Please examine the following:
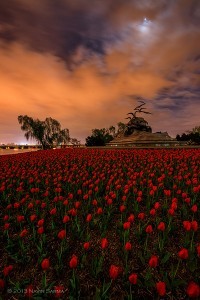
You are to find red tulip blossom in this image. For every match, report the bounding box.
[129,273,137,284]
[127,214,134,223]
[83,242,90,250]
[149,255,159,268]
[191,220,198,231]
[168,208,175,216]
[63,215,70,223]
[178,248,189,259]
[69,255,78,269]
[120,205,126,213]
[191,204,198,213]
[196,244,200,257]
[124,242,132,251]
[50,208,57,215]
[37,219,44,227]
[86,214,92,222]
[41,259,50,271]
[157,222,165,231]
[58,230,66,240]
[3,215,9,221]
[123,222,131,230]
[4,223,10,230]
[97,207,103,214]
[0,279,5,290]
[186,282,200,298]
[17,215,25,222]
[146,225,153,234]
[54,285,65,298]
[183,221,191,231]
[150,209,156,216]
[138,212,145,220]
[30,214,37,222]
[3,265,13,277]
[20,229,28,237]
[156,281,166,296]
[101,238,108,249]
[154,202,160,209]
[109,265,120,280]
[37,227,44,234]
[25,284,34,298]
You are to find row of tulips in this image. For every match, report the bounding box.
[0,148,200,299]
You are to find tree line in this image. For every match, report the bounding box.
[18,115,200,148]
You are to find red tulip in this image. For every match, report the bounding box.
[17,215,25,222]
[37,219,44,227]
[92,199,98,206]
[168,208,175,216]
[83,242,90,250]
[186,282,200,298]
[75,201,81,209]
[101,238,108,249]
[54,285,65,298]
[178,248,188,259]
[120,205,126,213]
[109,265,120,280]
[25,284,34,298]
[37,227,44,234]
[127,214,134,223]
[157,222,165,231]
[41,259,50,271]
[58,230,66,240]
[183,221,191,231]
[150,208,156,216]
[146,225,153,234]
[63,215,70,223]
[138,212,145,220]
[4,223,10,230]
[86,214,92,222]
[129,273,137,284]
[156,281,166,296]
[20,229,28,237]
[149,255,159,268]
[3,215,9,221]
[97,207,103,214]
[30,214,37,222]
[123,222,131,230]
[191,204,198,213]
[191,220,198,231]
[3,265,13,277]
[154,202,160,209]
[124,242,132,251]
[0,279,5,290]
[196,244,200,257]
[50,208,57,215]
[69,255,78,269]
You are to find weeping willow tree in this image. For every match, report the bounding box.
[18,115,70,149]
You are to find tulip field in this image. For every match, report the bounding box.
[0,148,200,299]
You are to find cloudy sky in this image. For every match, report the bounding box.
[0,0,200,143]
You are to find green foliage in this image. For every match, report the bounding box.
[18,115,70,149]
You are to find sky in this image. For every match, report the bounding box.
[0,0,200,144]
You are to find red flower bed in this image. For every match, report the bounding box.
[0,148,200,299]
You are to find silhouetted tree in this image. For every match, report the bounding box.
[18,115,70,149]
[85,128,114,146]
[176,126,200,145]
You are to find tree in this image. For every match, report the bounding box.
[85,128,114,146]
[18,115,70,149]
[176,126,200,145]
[117,122,126,134]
